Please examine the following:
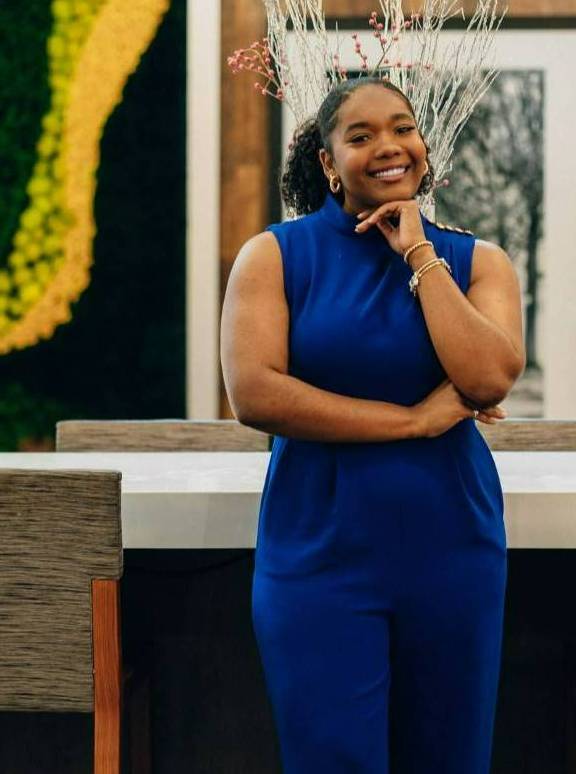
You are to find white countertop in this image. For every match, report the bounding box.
[0,451,574,549]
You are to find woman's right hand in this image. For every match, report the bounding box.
[412,378,507,439]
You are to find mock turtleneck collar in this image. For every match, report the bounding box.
[319,192,381,239]
[318,192,433,253]
[319,193,396,256]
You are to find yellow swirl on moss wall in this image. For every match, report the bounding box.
[0,0,170,354]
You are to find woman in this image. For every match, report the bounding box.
[220,76,525,773]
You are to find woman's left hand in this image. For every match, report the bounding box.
[354,199,426,256]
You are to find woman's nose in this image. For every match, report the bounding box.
[373,137,404,157]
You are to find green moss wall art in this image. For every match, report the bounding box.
[0,0,170,354]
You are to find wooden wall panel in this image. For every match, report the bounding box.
[324,0,576,16]
[220,0,269,419]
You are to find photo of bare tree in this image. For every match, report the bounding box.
[434,69,544,416]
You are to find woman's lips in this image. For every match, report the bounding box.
[368,166,410,183]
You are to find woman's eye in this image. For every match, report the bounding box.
[351,127,415,142]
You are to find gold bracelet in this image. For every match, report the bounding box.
[414,256,440,275]
[403,239,434,265]
[408,257,452,297]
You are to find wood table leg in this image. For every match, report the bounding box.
[93,579,122,774]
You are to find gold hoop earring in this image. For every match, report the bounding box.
[329,175,341,194]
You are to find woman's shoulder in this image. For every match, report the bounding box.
[420,211,475,237]
[420,211,476,293]
[265,209,319,234]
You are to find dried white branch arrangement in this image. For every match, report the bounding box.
[227,0,508,214]
[386,0,508,212]
[262,0,339,124]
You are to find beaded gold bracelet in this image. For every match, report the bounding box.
[403,239,434,265]
[408,257,452,297]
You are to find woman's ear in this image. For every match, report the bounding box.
[318,148,333,178]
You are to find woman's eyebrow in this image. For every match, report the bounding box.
[343,113,414,133]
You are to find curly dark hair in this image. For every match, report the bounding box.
[280,76,435,216]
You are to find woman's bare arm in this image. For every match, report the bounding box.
[220,231,421,443]
[406,240,526,407]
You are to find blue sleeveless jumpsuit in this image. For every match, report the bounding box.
[251,191,507,773]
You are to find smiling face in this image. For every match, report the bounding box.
[318,84,429,215]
